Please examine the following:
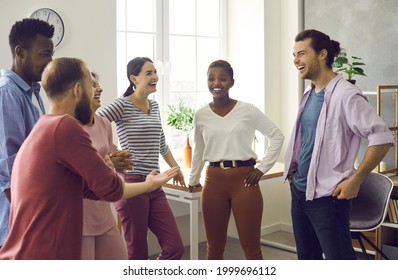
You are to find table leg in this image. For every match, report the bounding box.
[190,199,199,260]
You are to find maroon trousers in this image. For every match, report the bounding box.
[202,166,263,260]
[114,174,184,260]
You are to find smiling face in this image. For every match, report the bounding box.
[131,61,158,94]
[90,75,103,113]
[20,34,54,84]
[207,66,234,99]
[293,38,323,81]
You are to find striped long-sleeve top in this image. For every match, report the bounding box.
[98,97,168,176]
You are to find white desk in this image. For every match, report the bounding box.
[162,161,285,260]
[162,186,201,260]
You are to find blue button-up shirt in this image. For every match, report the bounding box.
[284,74,394,200]
[0,69,45,246]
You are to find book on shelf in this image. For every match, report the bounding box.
[388,196,398,224]
[393,198,398,223]
[387,199,394,223]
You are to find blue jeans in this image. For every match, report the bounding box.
[290,183,356,260]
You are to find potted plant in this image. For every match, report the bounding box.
[333,52,366,84]
[167,101,195,168]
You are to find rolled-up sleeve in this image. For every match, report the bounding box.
[347,93,395,147]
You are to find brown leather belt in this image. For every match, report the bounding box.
[209,159,256,169]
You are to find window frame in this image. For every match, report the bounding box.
[116,0,228,159]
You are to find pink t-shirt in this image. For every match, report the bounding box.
[0,115,123,259]
[82,114,117,236]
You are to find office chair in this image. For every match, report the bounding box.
[350,172,394,260]
[350,173,394,260]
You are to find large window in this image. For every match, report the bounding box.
[116,0,227,157]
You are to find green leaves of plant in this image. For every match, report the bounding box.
[333,52,367,81]
[166,100,195,135]
[333,55,348,67]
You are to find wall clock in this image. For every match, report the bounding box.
[30,8,65,47]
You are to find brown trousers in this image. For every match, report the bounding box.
[202,165,263,260]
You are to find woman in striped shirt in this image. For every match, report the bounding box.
[99,57,185,260]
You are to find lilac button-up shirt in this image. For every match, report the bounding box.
[284,74,394,200]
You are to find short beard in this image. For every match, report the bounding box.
[302,60,321,81]
[75,91,92,125]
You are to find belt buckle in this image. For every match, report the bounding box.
[220,160,237,169]
[220,161,230,169]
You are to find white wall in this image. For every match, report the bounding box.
[227,0,265,109]
[0,0,117,114]
[277,0,303,226]
[0,0,302,254]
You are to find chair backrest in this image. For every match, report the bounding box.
[350,172,394,232]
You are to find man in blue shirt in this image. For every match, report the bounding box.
[0,18,54,248]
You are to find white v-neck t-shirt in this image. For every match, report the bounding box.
[189,101,284,185]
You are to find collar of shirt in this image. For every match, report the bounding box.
[305,73,344,101]
[1,69,41,97]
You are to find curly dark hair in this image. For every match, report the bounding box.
[208,60,234,80]
[9,18,54,58]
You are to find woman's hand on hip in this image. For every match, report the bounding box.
[244,168,264,187]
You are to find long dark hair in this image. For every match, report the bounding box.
[123,57,153,97]
[295,29,341,69]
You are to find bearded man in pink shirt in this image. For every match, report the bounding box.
[284,29,394,260]
[0,57,179,260]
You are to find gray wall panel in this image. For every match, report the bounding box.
[305,0,398,91]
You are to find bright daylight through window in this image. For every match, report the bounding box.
[116,0,227,159]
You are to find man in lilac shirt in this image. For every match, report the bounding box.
[0,18,54,248]
[284,29,394,260]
